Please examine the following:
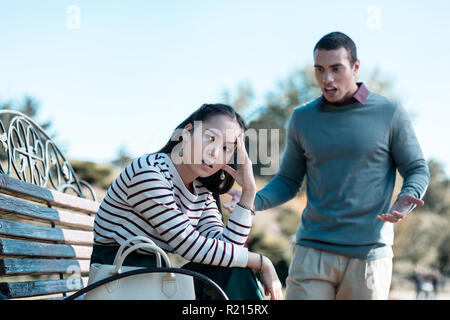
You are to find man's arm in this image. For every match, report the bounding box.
[254,110,307,211]
[377,104,430,223]
[393,106,430,199]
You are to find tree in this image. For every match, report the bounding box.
[393,160,450,275]
[111,144,134,168]
[0,96,53,131]
[438,235,450,275]
[420,159,450,215]
[71,160,113,190]
[222,81,255,113]
[0,96,56,161]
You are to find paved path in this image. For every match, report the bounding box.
[389,289,450,300]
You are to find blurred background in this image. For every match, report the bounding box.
[1,0,449,299]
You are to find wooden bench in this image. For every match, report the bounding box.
[0,110,98,299]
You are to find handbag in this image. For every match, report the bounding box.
[83,236,196,300]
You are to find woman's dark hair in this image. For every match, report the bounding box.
[157,103,247,211]
[314,31,358,66]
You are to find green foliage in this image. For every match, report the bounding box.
[421,159,450,215]
[437,235,450,274]
[363,68,397,99]
[0,96,53,132]
[394,213,448,265]
[111,144,134,168]
[276,208,300,237]
[222,81,255,113]
[393,160,450,275]
[71,161,113,189]
[1,96,57,161]
[247,67,321,178]
[247,231,291,286]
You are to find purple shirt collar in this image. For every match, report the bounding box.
[353,82,369,105]
[323,82,369,106]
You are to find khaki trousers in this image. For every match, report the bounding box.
[285,245,392,300]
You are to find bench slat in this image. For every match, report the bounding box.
[0,174,99,214]
[0,219,93,245]
[0,194,94,230]
[0,277,88,299]
[0,258,90,275]
[0,239,92,259]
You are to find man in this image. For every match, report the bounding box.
[225,31,430,299]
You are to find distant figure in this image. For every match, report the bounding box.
[422,278,433,299]
[412,269,424,299]
[431,268,441,299]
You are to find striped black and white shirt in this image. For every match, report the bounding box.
[93,152,251,268]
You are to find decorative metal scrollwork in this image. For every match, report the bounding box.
[0,110,97,201]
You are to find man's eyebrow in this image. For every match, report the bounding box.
[314,63,344,68]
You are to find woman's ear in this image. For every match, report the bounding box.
[184,123,193,131]
[181,123,193,142]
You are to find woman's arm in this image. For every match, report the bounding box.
[194,196,282,299]
[247,251,283,300]
[126,167,250,268]
[196,193,252,245]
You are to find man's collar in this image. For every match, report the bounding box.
[353,82,369,105]
[322,82,369,106]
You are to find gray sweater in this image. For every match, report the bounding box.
[254,91,430,259]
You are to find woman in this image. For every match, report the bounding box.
[90,103,283,300]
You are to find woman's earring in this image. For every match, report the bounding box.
[220,170,225,181]
[179,148,184,157]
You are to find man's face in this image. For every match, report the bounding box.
[314,47,360,103]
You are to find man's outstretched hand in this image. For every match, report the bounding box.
[376,194,424,223]
[223,189,242,213]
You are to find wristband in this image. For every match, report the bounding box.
[236,202,256,215]
[259,253,263,275]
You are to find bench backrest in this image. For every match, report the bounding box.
[0,111,99,299]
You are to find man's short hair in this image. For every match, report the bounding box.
[314,32,358,66]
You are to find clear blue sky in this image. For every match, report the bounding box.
[1,1,449,174]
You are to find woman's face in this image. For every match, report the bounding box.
[182,114,243,178]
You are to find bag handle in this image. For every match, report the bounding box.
[113,236,162,267]
[113,243,173,275]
